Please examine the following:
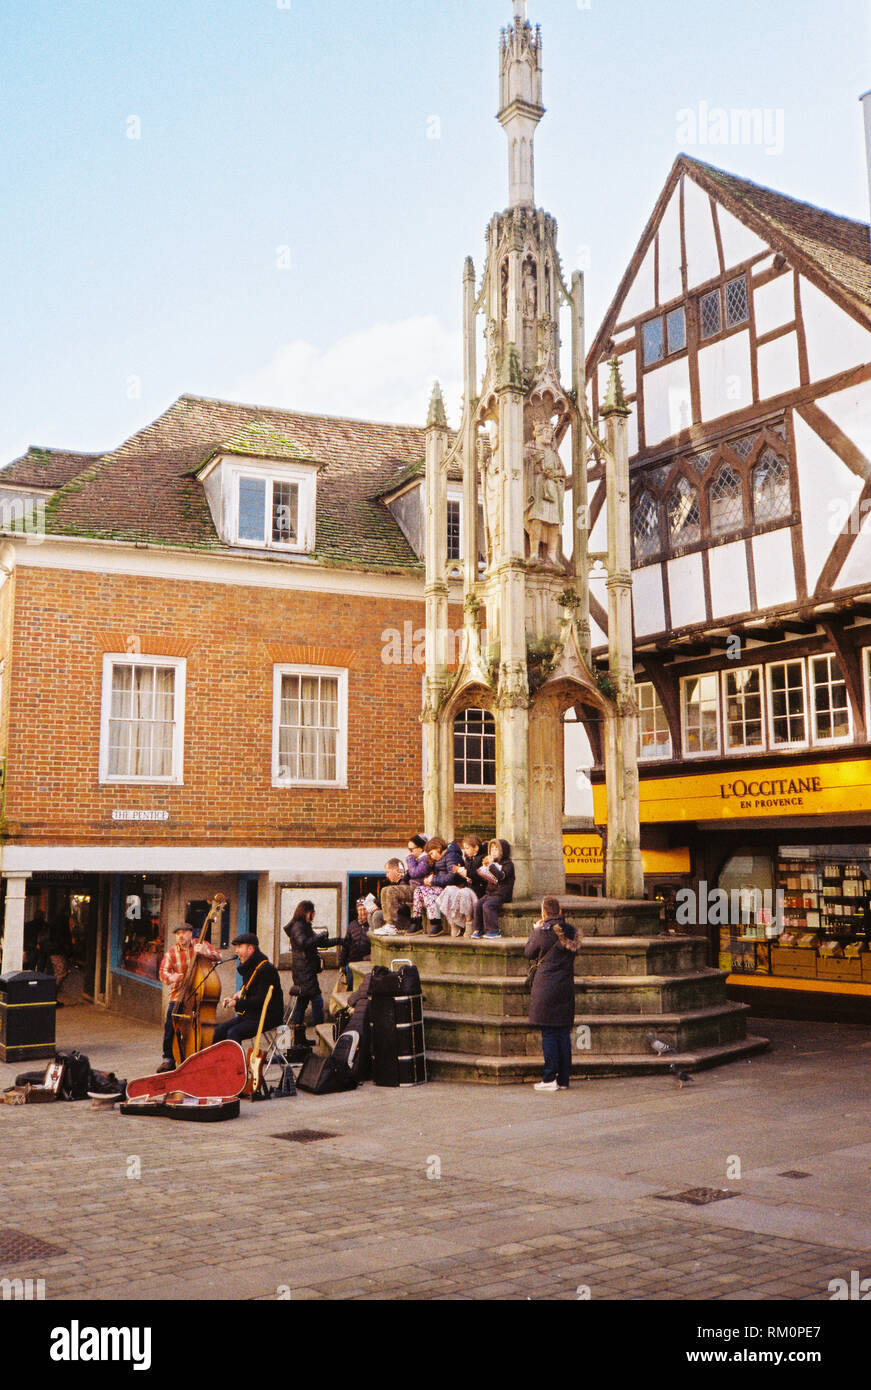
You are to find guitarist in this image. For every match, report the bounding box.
[157,924,223,1073]
[213,934,284,1046]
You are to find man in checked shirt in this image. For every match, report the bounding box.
[156,924,223,1073]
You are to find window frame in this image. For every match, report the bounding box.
[767,658,808,750]
[809,652,852,747]
[697,272,750,344]
[229,461,316,553]
[680,672,721,759]
[721,665,766,754]
[271,664,348,789]
[99,653,187,786]
[453,706,496,792]
[636,681,672,762]
[641,304,687,370]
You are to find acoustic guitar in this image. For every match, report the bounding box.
[242,985,273,1100]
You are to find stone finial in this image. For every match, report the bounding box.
[513,0,527,23]
[463,255,475,283]
[600,357,631,417]
[426,381,448,430]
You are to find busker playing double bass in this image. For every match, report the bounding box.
[157,924,223,1073]
[213,933,284,1046]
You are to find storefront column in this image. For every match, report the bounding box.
[1,872,31,973]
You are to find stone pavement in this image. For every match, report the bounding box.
[1,1004,871,1301]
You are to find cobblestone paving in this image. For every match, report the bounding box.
[2,1011,871,1301]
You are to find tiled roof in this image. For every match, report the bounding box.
[685,157,871,316]
[0,447,102,490]
[41,395,431,571]
[589,155,871,366]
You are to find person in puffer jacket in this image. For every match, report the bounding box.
[411,837,463,936]
[472,839,515,938]
[283,901,341,1046]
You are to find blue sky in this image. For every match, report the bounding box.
[1,0,869,464]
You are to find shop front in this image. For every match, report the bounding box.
[563,831,692,920]
[592,754,871,1019]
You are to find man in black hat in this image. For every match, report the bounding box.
[213,933,284,1045]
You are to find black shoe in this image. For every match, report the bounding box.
[156,1059,175,1073]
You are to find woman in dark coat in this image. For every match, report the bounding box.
[524,896,580,1091]
[471,839,515,938]
[283,901,340,1046]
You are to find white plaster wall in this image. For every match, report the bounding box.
[564,719,594,818]
[627,410,639,457]
[698,331,753,421]
[632,562,666,636]
[658,189,684,304]
[716,203,769,267]
[800,277,871,383]
[707,540,750,617]
[683,177,721,289]
[757,333,800,400]
[618,348,637,397]
[752,528,796,609]
[754,272,795,336]
[667,552,706,628]
[793,413,863,594]
[815,376,871,465]
[588,488,607,553]
[835,508,871,590]
[644,357,693,446]
[618,243,656,323]
[589,612,608,648]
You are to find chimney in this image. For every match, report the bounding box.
[862,90,871,255]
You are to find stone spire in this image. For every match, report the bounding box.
[498,1,544,208]
[426,381,448,430]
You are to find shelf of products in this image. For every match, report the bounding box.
[720,846,871,985]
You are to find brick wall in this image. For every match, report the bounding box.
[4,566,496,845]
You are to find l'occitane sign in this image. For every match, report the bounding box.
[563,835,690,875]
[592,757,871,824]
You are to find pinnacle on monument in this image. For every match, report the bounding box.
[600,357,631,417]
[463,255,475,283]
[498,0,544,209]
[426,381,448,430]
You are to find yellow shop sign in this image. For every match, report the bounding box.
[563,835,690,875]
[591,757,871,824]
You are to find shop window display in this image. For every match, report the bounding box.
[120,876,166,982]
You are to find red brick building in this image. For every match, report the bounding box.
[0,395,495,1020]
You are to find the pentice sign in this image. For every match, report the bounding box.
[111,810,170,822]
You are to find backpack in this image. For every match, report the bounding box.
[55,1050,91,1101]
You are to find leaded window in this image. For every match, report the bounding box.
[810,654,850,743]
[642,317,665,366]
[700,289,722,339]
[709,462,744,535]
[753,449,791,522]
[103,658,184,783]
[666,307,686,354]
[632,491,660,561]
[725,275,749,328]
[667,476,701,546]
[769,661,807,746]
[723,667,764,750]
[454,707,496,788]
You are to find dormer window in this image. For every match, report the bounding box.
[229,463,316,552]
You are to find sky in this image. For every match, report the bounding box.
[1,0,869,465]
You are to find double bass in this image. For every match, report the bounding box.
[171,894,227,1064]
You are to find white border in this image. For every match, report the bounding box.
[766,657,808,750]
[721,664,766,754]
[680,672,721,758]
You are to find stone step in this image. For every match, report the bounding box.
[500,897,664,938]
[422,1001,752,1057]
[423,1035,771,1084]
[371,933,710,978]
[415,968,729,1018]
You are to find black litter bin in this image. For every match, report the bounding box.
[0,971,57,1062]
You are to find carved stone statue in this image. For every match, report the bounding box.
[522,259,537,318]
[479,425,502,563]
[524,418,564,566]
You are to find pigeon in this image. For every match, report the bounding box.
[670,1064,693,1089]
[646,1032,676,1056]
